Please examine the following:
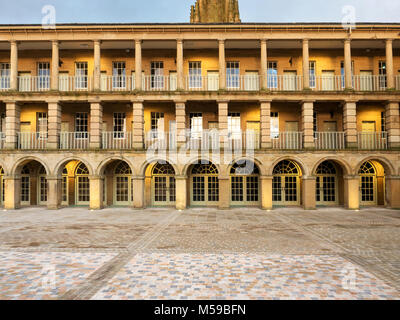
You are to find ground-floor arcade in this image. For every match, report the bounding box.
[0,151,399,211]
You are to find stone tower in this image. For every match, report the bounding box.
[190,0,241,23]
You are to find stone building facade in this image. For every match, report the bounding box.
[0,1,399,211]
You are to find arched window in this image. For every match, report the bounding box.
[191,163,219,175]
[0,167,4,205]
[359,161,376,175]
[316,161,338,205]
[316,161,337,175]
[153,162,175,175]
[359,161,377,205]
[76,162,89,175]
[21,165,30,175]
[75,162,89,204]
[114,161,132,205]
[273,160,299,175]
[114,161,132,175]
[21,165,30,204]
[230,161,259,175]
[62,167,68,205]
[191,162,219,205]
[38,165,47,205]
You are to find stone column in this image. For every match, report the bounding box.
[89,100,103,149]
[93,40,101,91]
[344,175,359,210]
[47,100,61,150]
[344,39,353,89]
[386,39,394,89]
[302,100,315,149]
[218,39,226,90]
[343,100,358,148]
[89,175,103,210]
[302,39,310,90]
[132,177,144,208]
[51,40,59,91]
[10,41,18,91]
[47,176,62,210]
[175,101,186,149]
[176,39,184,90]
[175,176,187,210]
[135,40,142,90]
[260,176,273,210]
[385,101,400,148]
[132,100,144,150]
[260,100,271,149]
[5,101,20,149]
[4,175,20,210]
[260,39,268,90]
[302,176,316,210]
[218,100,229,147]
[218,176,230,209]
[387,176,400,209]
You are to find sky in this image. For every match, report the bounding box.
[0,0,399,24]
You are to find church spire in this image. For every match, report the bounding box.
[190,0,241,23]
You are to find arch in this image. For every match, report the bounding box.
[315,160,343,206]
[229,159,260,175]
[96,156,135,176]
[191,163,219,175]
[182,157,221,177]
[11,156,50,176]
[54,157,94,177]
[228,157,265,176]
[354,156,395,176]
[152,162,176,175]
[150,162,176,206]
[268,156,307,176]
[139,157,179,177]
[273,160,301,175]
[311,157,351,176]
[75,162,90,175]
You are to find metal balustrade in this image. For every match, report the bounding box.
[18,76,51,92]
[267,75,303,91]
[353,75,387,91]
[0,77,10,91]
[357,132,388,150]
[145,131,176,150]
[314,132,345,150]
[187,130,220,150]
[59,132,90,150]
[17,132,47,149]
[102,132,133,149]
[100,75,134,91]
[227,130,261,150]
[311,76,343,91]
[59,76,93,91]
[272,132,303,150]
[142,75,174,91]
[226,75,260,91]
[185,75,219,91]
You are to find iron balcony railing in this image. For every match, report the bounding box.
[314,132,346,150]
[357,132,388,150]
[142,75,176,91]
[226,75,261,91]
[102,131,133,149]
[100,75,135,92]
[17,132,48,149]
[0,76,10,91]
[59,132,90,150]
[145,131,177,150]
[227,130,261,150]
[310,75,344,91]
[185,75,219,91]
[267,75,303,91]
[271,132,303,150]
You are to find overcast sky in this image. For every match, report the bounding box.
[0,0,399,24]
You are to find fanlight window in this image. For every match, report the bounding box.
[153,163,175,175]
[316,161,337,175]
[38,166,46,175]
[230,161,259,175]
[76,162,89,175]
[359,161,376,175]
[114,162,132,175]
[273,160,299,175]
[191,163,218,175]
[21,165,30,175]
[62,167,68,175]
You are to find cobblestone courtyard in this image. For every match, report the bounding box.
[0,207,399,300]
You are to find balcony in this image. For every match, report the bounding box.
[0,77,10,91]
[18,76,51,92]
[357,132,388,150]
[271,132,303,150]
[59,76,93,92]
[314,132,346,150]
[100,75,134,92]
[145,131,176,150]
[17,132,47,149]
[185,75,219,91]
[60,132,90,150]
[102,132,133,150]
[267,75,303,91]
[353,75,388,92]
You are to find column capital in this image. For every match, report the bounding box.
[175,175,188,180]
[51,40,59,45]
[131,99,144,104]
[135,39,143,45]
[302,176,317,181]
[301,99,315,104]
[9,40,18,45]
[260,175,273,181]
[218,39,225,44]
[217,99,229,104]
[344,38,351,43]
[260,99,272,104]
[47,98,61,104]
[93,39,102,44]
[132,176,145,181]
[260,38,268,44]
[176,39,184,44]
[344,175,359,180]
[88,98,103,104]
[3,99,19,105]
[342,99,358,104]
[386,38,394,43]
[386,100,400,104]
[174,99,186,105]
[302,38,310,43]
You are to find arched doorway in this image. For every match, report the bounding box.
[358,160,385,206]
[151,162,176,206]
[230,160,260,206]
[316,161,339,206]
[61,167,68,206]
[190,162,219,206]
[17,161,48,207]
[75,162,90,205]
[0,166,4,206]
[272,160,302,206]
[113,161,133,206]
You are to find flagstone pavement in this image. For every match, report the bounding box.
[0,207,399,300]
